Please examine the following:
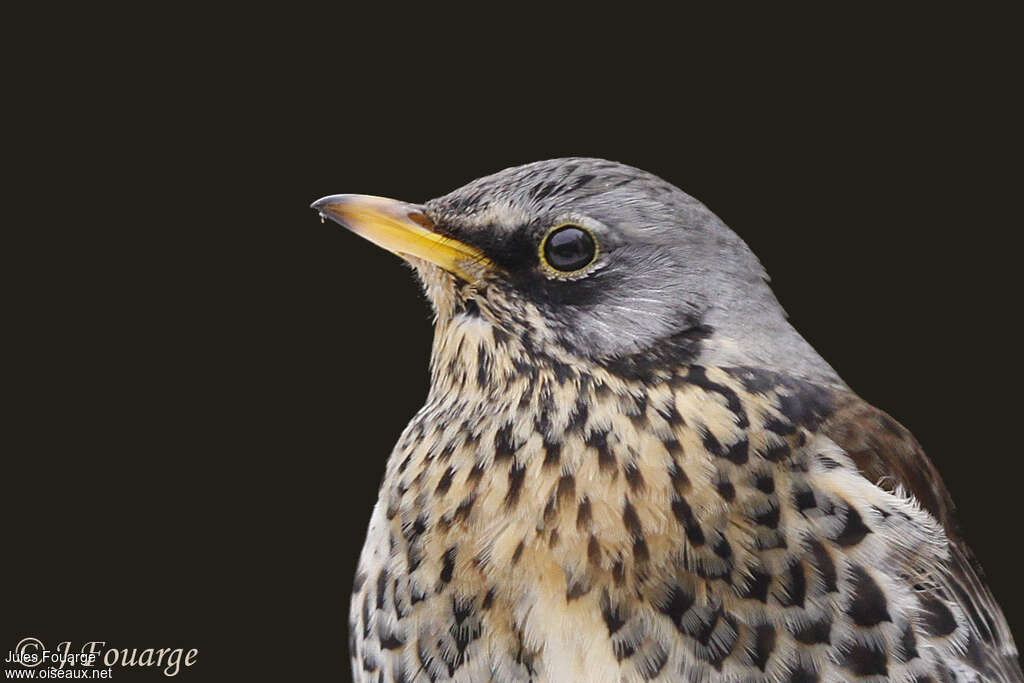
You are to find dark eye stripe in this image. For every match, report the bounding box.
[542,225,597,272]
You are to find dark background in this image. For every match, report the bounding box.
[6,7,1020,681]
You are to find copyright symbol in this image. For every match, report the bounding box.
[14,637,44,667]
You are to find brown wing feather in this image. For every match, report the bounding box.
[823,393,1023,682]
[822,393,957,535]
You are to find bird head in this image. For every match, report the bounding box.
[313,158,838,384]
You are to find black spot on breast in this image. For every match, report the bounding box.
[567,396,589,433]
[740,567,771,603]
[713,536,732,560]
[833,502,871,547]
[716,480,736,501]
[654,398,684,426]
[633,537,650,563]
[438,442,456,462]
[405,517,427,571]
[376,569,389,610]
[787,458,809,473]
[491,324,510,347]
[847,566,891,626]
[447,616,478,672]
[754,473,775,493]
[536,379,555,416]
[818,456,841,470]
[440,546,457,584]
[897,623,919,662]
[415,638,435,680]
[612,559,626,585]
[686,604,723,646]
[754,531,788,551]
[624,462,646,492]
[453,495,476,523]
[702,429,724,457]
[458,297,481,317]
[566,578,590,601]
[542,438,561,467]
[588,535,601,566]
[361,650,379,672]
[618,499,643,536]
[614,640,636,662]
[476,344,491,388]
[628,392,649,426]
[699,612,739,670]
[684,366,749,428]
[361,593,371,637]
[962,631,986,671]
[791,617,831,644]
[393,579,409,620]
[511,540,524,565]
[668,458,690,494]
[639,642,669,680]
[587,429,616,471]
[600,590,626,635]
[764,417,797,437]
[781,560,807,608]
[435,467,455,496]
[671,496,705,546]
[656,583,695,630]
[466,458,485,483]
[451,596,473,625]
[504,461,526,508]
[693,558,732,583]
[724,437,749,464]
[753,503,781,529]
[481,587,495,610]
[543,495,557,524]
[494,422,517,461]
[840,641,888,676]
[787,666,819,682]
[551,360,574,385]
[793,486,816,512]
[750,623,776,671]
[378,625,404,650]
[556,473,575,503]
[576,497,592,530]
[404,514,426,542]
[918,594,958,636]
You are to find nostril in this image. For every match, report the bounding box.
[407,211,435,231]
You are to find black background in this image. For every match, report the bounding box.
[6,7,1021,681]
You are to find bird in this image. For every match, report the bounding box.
[312,158,1021,682]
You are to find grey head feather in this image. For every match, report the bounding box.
[424,158,845,388]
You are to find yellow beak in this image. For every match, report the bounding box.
[311,194,491,282]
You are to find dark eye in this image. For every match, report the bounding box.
[541,225,597,272]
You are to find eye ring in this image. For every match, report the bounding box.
[539,224,599,274]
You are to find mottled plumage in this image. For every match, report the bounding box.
[315,159,1020,682]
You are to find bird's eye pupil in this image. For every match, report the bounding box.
[543,225,596,272]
